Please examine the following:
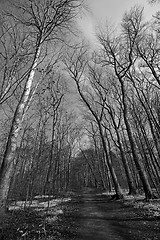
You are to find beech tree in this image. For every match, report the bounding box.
[87,63,137,195]
[98,7,155,199]
[64,45,124,199]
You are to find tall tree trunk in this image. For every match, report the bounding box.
[0,46,41,213]
[43,114,56,195]
[98,123,123,199]
[75,81,123,199]
[108,108,137,195]
[120,80,153,199]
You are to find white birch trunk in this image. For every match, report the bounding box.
[0,46,41,213]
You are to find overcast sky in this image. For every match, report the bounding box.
[86,0,158,21]
[78,0,159,45]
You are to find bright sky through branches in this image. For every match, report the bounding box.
[78,0,159,45]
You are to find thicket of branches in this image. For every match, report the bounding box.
[0,1,160,215]
[0,0,81,213]
[65,6,160,199]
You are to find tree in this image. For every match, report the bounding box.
[0,18,32,105]
[0,0,80,213]
[87,64,137,194]
[64,45,124,199]
[98,7,154,199]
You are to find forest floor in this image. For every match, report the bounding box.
[0,189,160,240]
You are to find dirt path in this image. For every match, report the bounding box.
[1,191,160,239]
[76,193,124,240]
[59,191,160,240]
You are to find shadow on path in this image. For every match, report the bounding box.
[59,190,160,240]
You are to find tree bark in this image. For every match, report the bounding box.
[0,46,41,213]
[74,80,124,199]
[120,80,153,199]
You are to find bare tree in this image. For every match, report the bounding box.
[0,0,80,213]
[87,64,137,195]
[64,45,124,199]
[98,7,154,199]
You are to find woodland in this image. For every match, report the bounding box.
[0,1,160,238]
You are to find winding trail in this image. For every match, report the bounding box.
[58,190,160,240]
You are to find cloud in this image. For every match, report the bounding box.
[77,0,158,49]
[77,11,98,46]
